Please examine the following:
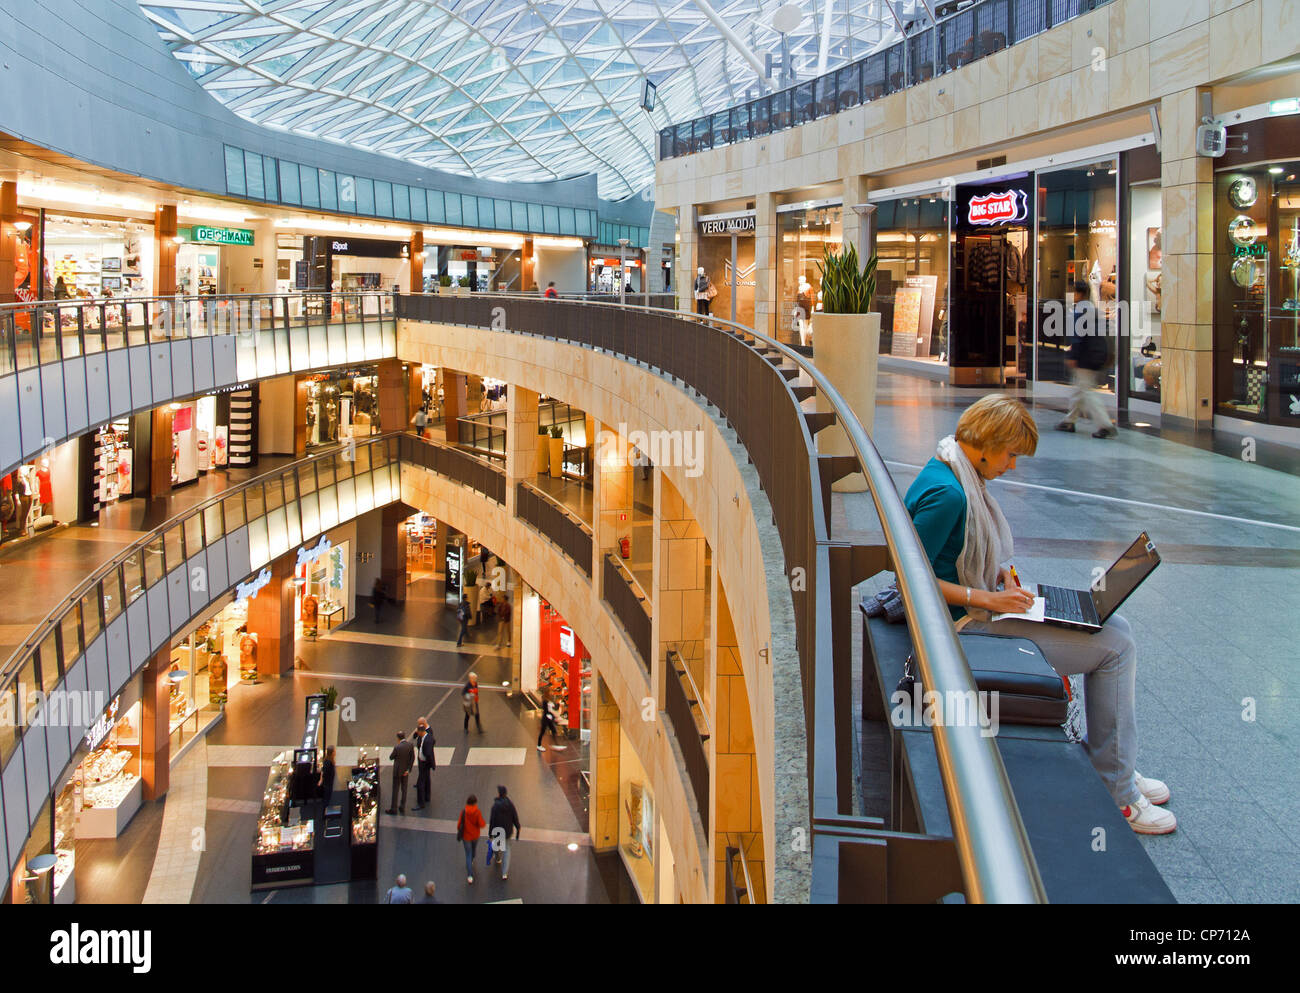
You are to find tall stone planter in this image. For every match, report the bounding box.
[536,430,550,475]
[812,312,881,492]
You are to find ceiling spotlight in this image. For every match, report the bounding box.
[1269,166,1284,174]
[12,220,31,232]
[566,842,579,852]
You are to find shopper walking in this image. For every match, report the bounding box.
[413,718,436,811]
[494,593,512,648]
[384,873,413,904]
[457,794,487,884]
[455,595,471,647]
[371,577,388,623]
[487,785,522,880]
[462,672,482,732]
[412,406,428,439]
[385,731,415,815]
[544,281,559,299]
[420,881,439,903]
[537,688,565,751]
[1055,280,1116,438]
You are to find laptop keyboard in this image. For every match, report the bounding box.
[1043,585,1088,623]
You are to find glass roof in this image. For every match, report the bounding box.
[139,1,915,200]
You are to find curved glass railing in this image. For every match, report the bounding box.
[659,0,1114,161]
[0,291,398,481]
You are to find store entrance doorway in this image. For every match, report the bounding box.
[950,179,1033,386]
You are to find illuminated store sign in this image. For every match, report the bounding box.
[559,624,575,658]
[235,567,273,602]
[296,536,332,567]
[967,190,1029,226]
[185,225,255,246]
[699,214,756,236]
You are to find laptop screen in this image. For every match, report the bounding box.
[1091,533,1161,622]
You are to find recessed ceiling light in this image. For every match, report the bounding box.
[1269,166,1284,174]
[566,842,579,852]
[1133,421,1151,428]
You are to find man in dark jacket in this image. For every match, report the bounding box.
[412,718,436,811]
[385,731,415,815]
[1055,280,1117,438]
[455,596,471,647]
[487,785,522,879]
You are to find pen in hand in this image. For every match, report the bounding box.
[1009,565,1022,588]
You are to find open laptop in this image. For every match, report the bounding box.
[1033,533,1161,632]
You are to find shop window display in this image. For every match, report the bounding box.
[1214,161,1300,426]
[1,456,55,545]
[296,538,349,637]
[1035,161,1119,388]
[1127,182,1164,401]
[778,205,842,346]
[41,215,151,300]
[76,692,145,840]
[305,370,380,449]
[874,196,950,361]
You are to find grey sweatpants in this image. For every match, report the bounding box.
[1061,366,1112,431]
[961,613,1141,807]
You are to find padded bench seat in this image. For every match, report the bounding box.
[862,607,1175,904]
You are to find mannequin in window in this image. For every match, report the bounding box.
[694,267,712,316]
[795,276,814,346]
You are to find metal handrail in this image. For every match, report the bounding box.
[416,291,1045,903]
[668,648,711,737]
[518,479,593,536]
[736,843,755,905]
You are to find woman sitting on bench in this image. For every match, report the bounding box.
[902,394,1176,835]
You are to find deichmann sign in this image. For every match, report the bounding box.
[698,214,756,236]
[966,190,1030,226]
[185,225,255,246]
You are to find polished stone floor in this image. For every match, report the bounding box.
[844,372,1300,904]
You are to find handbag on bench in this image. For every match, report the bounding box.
[896,632,1069,727]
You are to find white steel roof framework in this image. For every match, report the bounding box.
[138,1,913,200]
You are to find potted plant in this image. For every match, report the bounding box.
[813,244,880,492]
[547,424,565,478]
[465,568,481,624]
[438,274,452,292]
[324,684,340,748]
[537,423,550,475]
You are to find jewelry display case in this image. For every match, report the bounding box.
[77,736,143,839]
[348,747,380,880]
[251,751,316,888]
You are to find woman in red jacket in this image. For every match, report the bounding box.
[457,794,487,884]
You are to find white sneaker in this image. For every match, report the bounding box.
[501,873,508,880]
[536,745,546,751]
[1134,772,1170,805]
[467,875,474,884]
[1122,795,1177,835]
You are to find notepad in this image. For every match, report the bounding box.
[992,596,1046,623]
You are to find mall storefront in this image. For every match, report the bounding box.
[6,525,359,903]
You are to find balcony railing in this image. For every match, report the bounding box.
[399,433,505,504]
[601,553,652,674]
[665,650,711,835]
[658,0,1114,161]
[397,291,1046,904]
[515,481,593,577]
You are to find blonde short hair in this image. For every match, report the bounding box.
[955,394,1039,456]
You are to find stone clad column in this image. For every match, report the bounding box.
[247,551,295,677]
[442,370,467,443]
[140,646,172,801]
[595,420,633,590]
[1159,87,1214,429]
[505,386,539,519]
[754,192,778,339]
[677,206,700,315]
[375,358,408,436]
[711,582,765,902]
[654,473,709,715]
[589,672,621,851]
[154,204,178,297]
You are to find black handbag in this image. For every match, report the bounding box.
[896,633,1069,727]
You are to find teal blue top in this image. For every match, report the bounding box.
[903,457,968,621]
